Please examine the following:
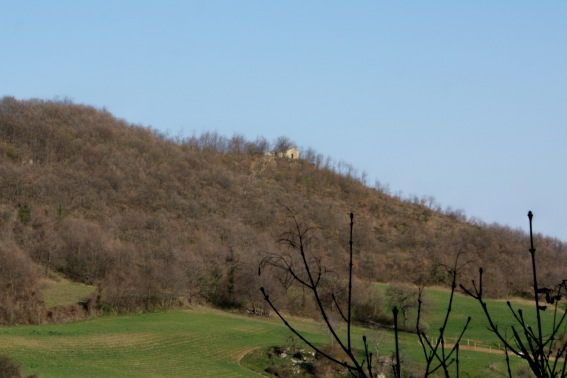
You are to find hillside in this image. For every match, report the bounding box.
[1,96,566,325]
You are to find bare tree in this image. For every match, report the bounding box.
[245,136,271,155]
[461,211,567,378]
[260,209,471,377]
[416,253,471,378]
[260,210,377,377]
[386,283,420,331]
[272,136,295,154]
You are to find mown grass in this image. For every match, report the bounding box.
[0,308,328,378]
[425,288,557,344]
[373,283,560,345]
[365,283,560,376]
[1,284,560,377]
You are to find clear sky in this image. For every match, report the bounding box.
[2,2,566,241]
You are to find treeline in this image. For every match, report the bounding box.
[0,97,566,325]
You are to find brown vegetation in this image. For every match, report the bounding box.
[0,354,37,378]
[1,96,567,325]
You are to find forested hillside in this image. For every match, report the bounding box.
[1,97,566,325]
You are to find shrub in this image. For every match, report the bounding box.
[0,355,37,378]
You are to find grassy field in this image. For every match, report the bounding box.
[0,307,512,378]
[0,285,559,377]
[0,309,315,377]
[40,273,96,308]
[371,283,559,344]
[423,286,559,346]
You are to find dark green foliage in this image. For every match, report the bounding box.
[17,204,30,225]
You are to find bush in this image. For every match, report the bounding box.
[351,281,389,326]
[0,354,37,378]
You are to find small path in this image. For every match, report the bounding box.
[236,346,267,377]
[458,344,506,355]
[236,346,261,363]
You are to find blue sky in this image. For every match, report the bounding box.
[2,2,566,241]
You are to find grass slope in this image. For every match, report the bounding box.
[371,283,559,346]
[0,309,327,378]
[41,273,96,308]
[423,286,559,346]
[0,286,556,377]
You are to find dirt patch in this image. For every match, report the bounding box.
[4,333,158,350]
[458,344,506,355]
[237,346,262,363]
[237,347,267,377]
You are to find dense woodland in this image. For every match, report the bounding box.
[1,97,566,325]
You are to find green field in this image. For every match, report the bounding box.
[0,309,309,377]
[390,284,559,347]
[0,286,559,377]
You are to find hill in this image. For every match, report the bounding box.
[0,96,566,324]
